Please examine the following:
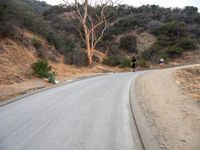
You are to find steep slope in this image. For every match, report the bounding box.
[0,29,62,85]
[0,38,37,85]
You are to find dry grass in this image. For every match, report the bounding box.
[0,38,37,85]
[0,30,63,85]
[51,63,129,81]
[175,66,200,100]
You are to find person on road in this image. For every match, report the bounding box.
[159,58,165,69]
[131,56,137,72]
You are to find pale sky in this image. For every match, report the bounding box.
[40,0,200,10]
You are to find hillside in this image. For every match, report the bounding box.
[176,66,200,100]
[43,3,200,66]
[1,1,200,62]
[0,0,200,87]
[0,29,62,85]
[0,1,200,149]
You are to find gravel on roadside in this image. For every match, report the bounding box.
[135,65,200,150]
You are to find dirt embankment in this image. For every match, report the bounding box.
[0,30,129,101]
[175,66,200,100]
[135,65,200,150]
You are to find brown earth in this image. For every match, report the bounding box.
[135,65,200,150]
[0,31,129,101]
[0,38,37,85]
[0,64,127,101]
[0,29,62,85]
[1,28,199,104]
[175,66,200,100]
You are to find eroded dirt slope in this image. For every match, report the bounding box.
[175,66,200,100]
[0,38,37,85]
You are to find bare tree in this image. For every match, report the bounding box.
[64,0,117,65]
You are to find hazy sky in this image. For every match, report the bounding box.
[41,0,200,10]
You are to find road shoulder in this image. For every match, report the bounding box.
[0,73,108,107]
[134,66,200,150]
[130,76,161,150]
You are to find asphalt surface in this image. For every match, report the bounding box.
[0,72,144,150]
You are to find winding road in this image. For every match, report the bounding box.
[0,72,145,150]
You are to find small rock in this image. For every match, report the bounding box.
[180,139,186,142]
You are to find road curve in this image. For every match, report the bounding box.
[0,72,144,150]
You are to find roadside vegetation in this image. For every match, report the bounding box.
[32,60,56,83]
[103,55,131,68]
[0,0,200,68]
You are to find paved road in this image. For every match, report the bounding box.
[0,72,144,150]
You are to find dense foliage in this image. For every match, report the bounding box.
[0,0,74,53]
[142,21,198,61]
[103,5,200,62]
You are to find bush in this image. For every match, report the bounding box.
[102,55,131,67]
[167,46,184,57]
[120,58,131,67]
[119,35,137,53]
[156,21,188,47]
[158,21,187,38]
[144,21,197,61]
[177,38,197,50]
[31,37,42,49]
[32,60,52,78]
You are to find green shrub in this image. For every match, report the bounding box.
[158,21,187,38]
[120,58,131,67]
[156,21,188,47]
[167,46,184,57]
[31,37,42,49]
[177,38,197,50]
[32,60,52,78]
[103,55,131,67]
